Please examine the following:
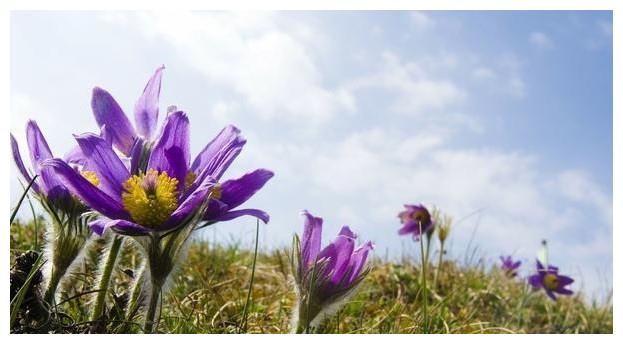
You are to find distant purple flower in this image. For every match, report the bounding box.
[528,260,574,300]
[398,204,435,240]
[292,210,374,332]
[43,111,273,236]
[499,255,521,277]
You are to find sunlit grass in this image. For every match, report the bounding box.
[10,218,612,334]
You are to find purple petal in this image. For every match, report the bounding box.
[88,219,109,236]
[557,275,574,287]
[41,158,128,220]
[134,66,164,140]
[63,125,113,168]
[75,133,129,202]
[26,121,63,194]
[89,218,150,236]
[327,227,356,284]
[536,260,546,275]
[347,241,374,284]
[147,111,190,190]
[528,274,542,288]
[545,289,557,301]
[190,125,245,176]
[212,208,270,223]
[556,288,573,295]
[129,137,145,175]
[10,134,40,193]
[398,220,418,236]
[91,87,136,155]
[164,175,216,229]
[63,145,85,166]
[338,226,357,239]
[219,169,274,210]
[301,210,323,271]
[317,243,338,273]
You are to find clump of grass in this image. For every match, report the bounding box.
[10,219,612,334]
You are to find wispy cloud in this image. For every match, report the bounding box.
[122,12,354,125]
[408,11,436,31]
[346,52,466,116]
[529,31,554,49]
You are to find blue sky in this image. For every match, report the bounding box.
[10,11,612,299]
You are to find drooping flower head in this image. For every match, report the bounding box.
[499,255,521,277]
[291,210,374,332]
[43,111,273,236]
[528,260,574,300]
[398,204,435,240]
[11,120,102,214]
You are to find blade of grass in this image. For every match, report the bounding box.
[10,175,38,225]
[240,219,260,333]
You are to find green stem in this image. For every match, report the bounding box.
[433,241,444,290]
[43,267,62,305]
[419,223,428,333]
[144,280,162,333]
[89,235,123,325]
[240,219,260,333]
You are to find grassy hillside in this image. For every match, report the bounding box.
[10,218,613,334]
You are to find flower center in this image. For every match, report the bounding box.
[184,171,197,191]
[121,169,179,228]
[411,210,429,224]
[543,273,559,290]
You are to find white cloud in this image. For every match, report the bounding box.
[529,31,554,49]
[123,12,354,125]
[240,124,611,298]
[408,11,436,31]
[347,52,466,115]
[472,67,497,81]
[507,75,526,98]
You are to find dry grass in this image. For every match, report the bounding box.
[10,218,613,334]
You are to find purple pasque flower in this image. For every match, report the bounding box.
[398,204,435,240]
[528,260,574,300]
[11,120,91,211]
[43,111,273,236]
[499,255,521,277]
[11,120,101,303]
[292,210,374,332]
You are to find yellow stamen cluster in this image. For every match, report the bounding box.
[211,183,222,200]
[122,169,179,228]
[543,273,559,290]
[81,170,100,187]
[184,171,222,200]
[184,171,197,191]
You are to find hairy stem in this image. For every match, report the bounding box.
[43,267,62,305]
[89,235,124,326]
[144,279,162,333]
